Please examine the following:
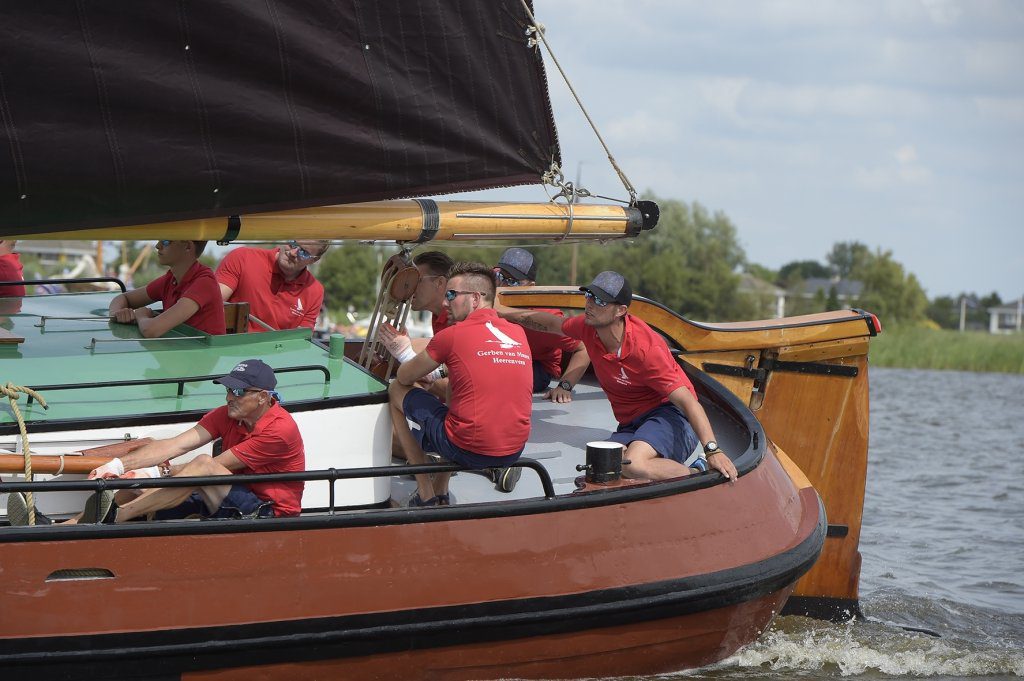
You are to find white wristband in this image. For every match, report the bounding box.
[396,346,416,363]
[110,457,125,476]
[139,465,162,478]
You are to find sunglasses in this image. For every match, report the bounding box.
[494,268,522,287]
[226,387,263,397]
[286,240,320,261]
[582,290,610,307]
[157,239,173,247]
[445,289,479,302]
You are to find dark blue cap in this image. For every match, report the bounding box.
[214,359,277,391]
[497,247,537,281]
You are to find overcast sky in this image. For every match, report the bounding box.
[463,0,1023,301]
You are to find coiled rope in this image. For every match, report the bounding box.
[2,382,47,526]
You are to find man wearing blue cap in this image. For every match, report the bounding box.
[496,271,738,482]
[493,247,590,401]
[77,359,306,523]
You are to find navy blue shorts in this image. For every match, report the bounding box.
[607,403,700,464]
[153,484,275,520]
[402,388,521,470]
[532,361,554,393]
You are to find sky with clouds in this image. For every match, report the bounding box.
[466,0,1023,301]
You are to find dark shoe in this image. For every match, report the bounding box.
[436,492,455,506]
[6,492,53,526]
[81,490,117,524]
[407,492,439,508]
[497,466,522,493]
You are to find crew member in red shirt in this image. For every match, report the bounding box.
[108,239,225,336]
[497,271,738,482]
[0,240,26,298]
[387,262,533,506]
[216,240,329,332]
[80,359,305,522]
[492,247,590,401]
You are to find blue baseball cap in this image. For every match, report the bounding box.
[214,359,277,391]
[497,247,537,281]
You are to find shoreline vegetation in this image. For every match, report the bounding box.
[870,326,1024,374]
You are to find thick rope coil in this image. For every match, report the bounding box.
[2,382,48,526]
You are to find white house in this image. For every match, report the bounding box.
[987,299,1023,334]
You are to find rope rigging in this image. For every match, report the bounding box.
[1,382,47,526]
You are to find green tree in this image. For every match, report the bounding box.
[850,248,927,325]
[827,241,872,278]
[777,259,829,285]
[926,295,959,329]
[314,243,383,314]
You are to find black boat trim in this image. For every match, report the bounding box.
[0,499,825,678]
[782,595,863,622]
[826,524,849,538]
[702,360,858,380]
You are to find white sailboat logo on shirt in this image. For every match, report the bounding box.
[291,297,304,317]
[485,321,521,349]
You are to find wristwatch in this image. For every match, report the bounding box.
[703,440,720,455]
[557,379,573,392]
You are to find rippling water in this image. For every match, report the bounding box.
[590,367,1024,680]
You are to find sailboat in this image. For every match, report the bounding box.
[0,2,876,678]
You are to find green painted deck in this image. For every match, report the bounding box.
[0,290,385,426]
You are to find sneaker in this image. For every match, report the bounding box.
[81,490,117,524]
[497,466,522,493]
[436,492,455,506]
[5,492,53,526]
[406,492,439,508]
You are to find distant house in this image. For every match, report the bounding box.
[792,277,864,303]
[987,300,1023,334]
[738,273,787,318]
[15,240,96,268]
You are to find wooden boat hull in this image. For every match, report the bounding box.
[0,450,823,680]
[499,288,878,621]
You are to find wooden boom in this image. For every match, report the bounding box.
[8,200,657,243]
[0,454,112,475]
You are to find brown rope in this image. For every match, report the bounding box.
[2,382,48,526]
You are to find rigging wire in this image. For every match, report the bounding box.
[519,0,639,206]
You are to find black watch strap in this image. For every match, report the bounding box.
[557,379,573,392]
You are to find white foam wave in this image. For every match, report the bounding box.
[722,618,1024,677]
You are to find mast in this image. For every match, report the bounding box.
[9,200,658,243]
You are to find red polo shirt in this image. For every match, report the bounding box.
[198,403,306,517]
[0,254,25,297]
[524,308,579,378]
[426,308,532,456]
[431,307,450,335]
[216,247,323,332]
[562,313,695,425]
[144,261,226,335]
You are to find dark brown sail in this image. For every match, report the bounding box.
[0,1,559,235]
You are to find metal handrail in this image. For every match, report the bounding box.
[0,459,557,516]
[22,365,332,405]
[7,277,127,293]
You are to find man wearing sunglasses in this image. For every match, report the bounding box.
[497,270,739,483]
[108,239,226,337]
[76,359,305,523]
[493,248,590,403]
[216,240,329,333]
[387,262,533,507]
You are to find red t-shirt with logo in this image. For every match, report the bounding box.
[198,403,306,517]
[426,308,532,456]
[216,247,323,332]
[0,254,26,297]
[562,313,695,425]
[144,261,226,335]
[524,308,579,378]
[431,307,450,335]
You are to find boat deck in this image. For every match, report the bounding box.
[387,376,748,506]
